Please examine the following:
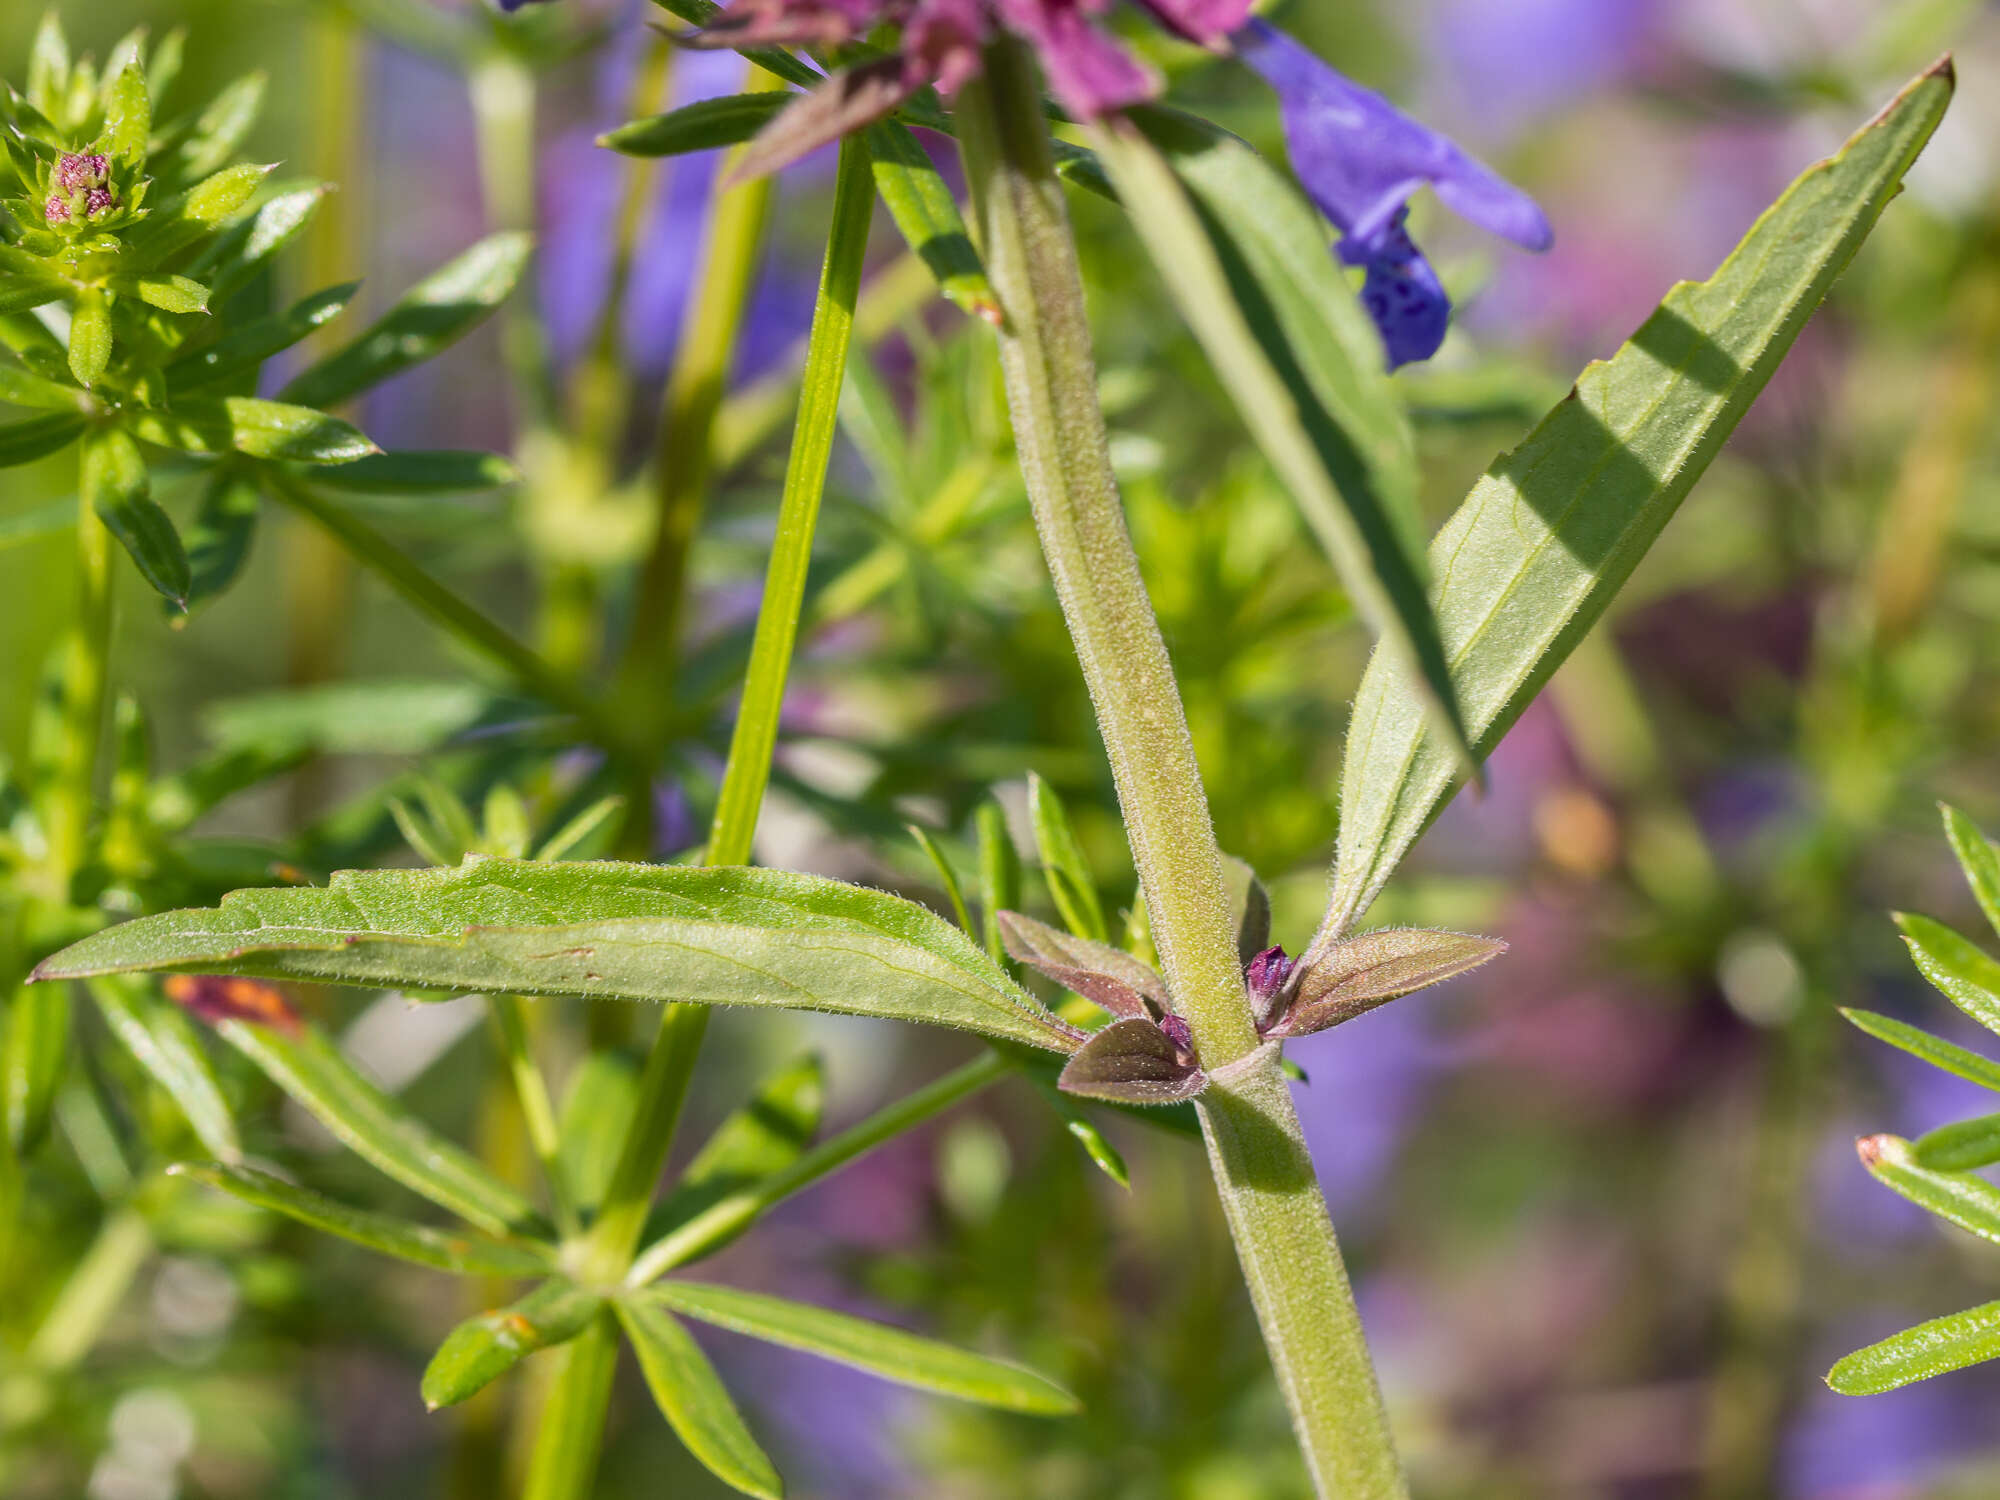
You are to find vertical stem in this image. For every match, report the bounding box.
[613,64,783,740]
[469,48,561,437]
[526,138,876,1498]
[38,499,113,900]
[955,43,1407,1499]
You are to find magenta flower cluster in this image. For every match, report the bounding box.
[44,152,115,225]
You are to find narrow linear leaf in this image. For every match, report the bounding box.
[1829,1300,2000,1394]
[1910,1113,2000,1172]
[84,425,190,608]
[0,272,67,316]
[1027,773,1106,943]
[650,0,824,90]
[0,413,85,467]
[190,183,329,302]
[182,466,261,613]
[89,976,237,1161]
[104,64,149,163]
[555,1049,641,1213]
[616,1298,783,1500]
[0,361,87,413]
[423,1279,602,1409]
[649,1052,824,1247]
[1860,1131,2000,1245]
[1323,62,1953,939]
[68,287,111,388]
[189,1002,542,1237]
[1896,911,2000,1036]
[600,91,791,156]
[977,800,1022,973]
[170,281,358,394]
[1022,1072,1130,1188]
[907,824,975,938]
[301,450,521,495]
[1842,1007,2000,1094]
[280,232,534,411]
[127,396,378,463]
[864,120,995,318]
[35,858,1086,1054]
[647,1280,1080,1414]
[130,162,275,262]
[172,1161,552,1276]
[116,274,210,315]
[1941,804,2000,943]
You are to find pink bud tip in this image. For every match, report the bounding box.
[43,195,71,224]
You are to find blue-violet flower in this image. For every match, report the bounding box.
[1231,19,1553,368]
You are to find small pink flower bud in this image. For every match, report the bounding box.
[1158,1014,1194,1056]
[56,152,110,191]
[44,195,71,224]
[83,187,116,217]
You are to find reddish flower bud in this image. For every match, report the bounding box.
[164,974,304,1035]
[83,186,117,218]
[44,195,71,224]
[1158,1014,1193,1056]
[56,153,110,191]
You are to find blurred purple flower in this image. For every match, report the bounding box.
[1421,0,1662,143]
[1232,19,1552,368]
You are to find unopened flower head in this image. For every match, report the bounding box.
[43,194,71,224]
[56,152,110,191]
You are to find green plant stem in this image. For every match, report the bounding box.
[262,469,624,755]
[469,48,560,436]
[24,1204,149,1370]
[529,137,876,1500]
[956,43,1406,1499]
[491,995,578,1237]
[613,64,783,743]
[627,1050,1005,1285]
[37,498,113,905]
[519,1312,620,1500]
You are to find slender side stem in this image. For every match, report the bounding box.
[24,1205,150,1370]
[956,44,1407,1499]
[469,48,561,437]
[491,995,578,1236]
[529,140,876,1499]
[613,65,783,740]
[262,470,624,754]
[628,1051,1005,1284]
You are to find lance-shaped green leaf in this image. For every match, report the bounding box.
[170,282,357,393]
[998,910,1164,1021]
[1091,115,1471,782]
[89,977,237,1162]
[648,1052,824,1248]
[127,396,378,464]
[557,1049,641,1212]
[0,267,66,316]
[1910,1113,2000,1172]
[104,64,149,164]
[1027,773,1106,943]
[1942,804,2000,943]
[1322,61,1954,941]
[1022,1072,1130,1188]
[182,466,261,613]
[280,233,533,411]
[130,162,275,264]
[301,450,521,495]
[864,120,995,319]
[645,1280,1081,1414]
[977,800,1022,973]
[1860,1132,2000,1245]
[68,287,111,388]
[1058,1017,1205,1106]
[1897,912,2000,1035]
[616,1298,783,1500]
[190,183,329,302]
[3,981,69,1154]
[84,425,190,608]
[907,823,974,937]
[423,1278,602,1409]
[1841,1007,2000,1094]
[1273,928,1507,1038]
[116,275,211,315]
[0,361,88,412]
[172,1161,552,1277]
[1828,1300,2000,1395]
[600,91,791,157]
[35,857,1086,1053]
[147,981,542,1237]
[0,413,85,467]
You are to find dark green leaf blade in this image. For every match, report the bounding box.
[183,466,261,613]
[0,413,85,467]
[1828,1301,2000,1394]
[646,1281,1080,1414]
[599,91,791,157]
[302,450,521,495]
[422,1279,602,1409]
[35,858,1085,1053]
[172,1161,552,1276]
[616,1297,784,1500]
[1910,1113,2000,1172]
[1323,62,1954,940]
[1841,1007,2000,1094]
[280,232,533,411]
[1942,803,2000,943]
[1896,912,2000,1035]
[127,396,378,464]
[84,425,190,608]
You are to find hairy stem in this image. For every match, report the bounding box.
[956,43,1407,1498]
[35,495,113,906]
